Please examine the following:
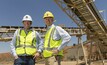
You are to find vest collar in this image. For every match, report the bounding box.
[21,28,33,34]
[21,27,32,31]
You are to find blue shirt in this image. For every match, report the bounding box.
[46,24,71,51]
[10,28,43,57]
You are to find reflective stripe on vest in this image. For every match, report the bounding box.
[16,29,36,56]
[43,26,63,57]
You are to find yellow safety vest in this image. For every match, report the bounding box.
[15,29,37,56]
[43,26,63,57]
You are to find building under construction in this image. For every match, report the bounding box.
[0,0,107,65]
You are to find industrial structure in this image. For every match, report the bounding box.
[54,0,107,65]
[0,26,85,41]
[0,0,107,65]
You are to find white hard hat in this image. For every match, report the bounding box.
[22,15,32,22]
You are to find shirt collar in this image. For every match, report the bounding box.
[22,27,32,31]
[47,24,55,30]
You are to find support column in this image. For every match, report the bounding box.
[76,35,88,65]
[96,40,105,65]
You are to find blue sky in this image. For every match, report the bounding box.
[0,0,107,53]
[0,0,76,27]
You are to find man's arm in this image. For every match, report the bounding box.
[33,31,43,59]
[56,26,71,51]
[36,31,43,53]
[10,29,18,59]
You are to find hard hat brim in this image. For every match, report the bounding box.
[43,17,54,19]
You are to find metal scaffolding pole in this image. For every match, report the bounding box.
[96,40,105,65]
[76,35,88,65]
[88,41,93,65]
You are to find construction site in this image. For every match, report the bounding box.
[0,0,107,65]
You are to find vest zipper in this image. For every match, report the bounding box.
[24,36,27,54]
[24,30,30,55]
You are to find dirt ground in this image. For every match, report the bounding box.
[0,61,76,65]
[0,61,107,65]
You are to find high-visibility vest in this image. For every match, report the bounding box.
[15,29,36,56]
[43,26,63,57]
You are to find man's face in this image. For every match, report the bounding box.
[23,21,32,29]
[44,17,54,26]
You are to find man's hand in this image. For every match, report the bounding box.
[52,49,59,55]
[33,52,40,59]
[14,56,18,59]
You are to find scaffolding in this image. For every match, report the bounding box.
[54,0,107,65]
[0,26,85,42]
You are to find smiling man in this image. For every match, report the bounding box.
[10,15,43,65]
[42,11,71,65]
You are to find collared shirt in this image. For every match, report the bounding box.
[46,24,71,51]
[10,28,43,57]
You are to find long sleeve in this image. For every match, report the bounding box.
[10,29,18,57]
[35,32,43,53]
[54,26,71,51]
